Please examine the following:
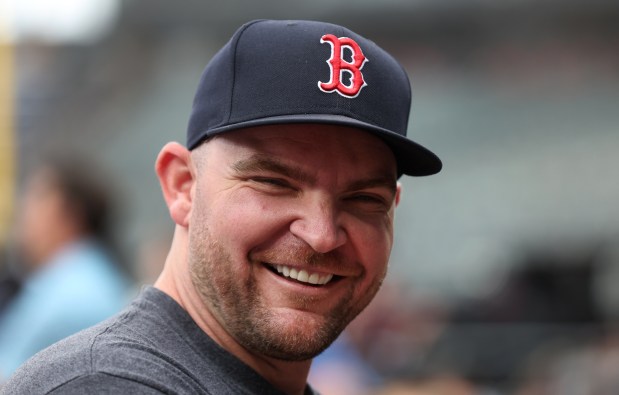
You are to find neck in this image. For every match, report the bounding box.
[155,227,312,395]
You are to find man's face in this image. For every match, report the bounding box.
[188,124,399,361]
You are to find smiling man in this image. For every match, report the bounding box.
[2,20,441,395]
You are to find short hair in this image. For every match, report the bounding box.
[32,156,113,240]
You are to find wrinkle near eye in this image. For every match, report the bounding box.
[232,155,315,185]
[345,177,397,202]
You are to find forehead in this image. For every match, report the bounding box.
[203,124,397,178]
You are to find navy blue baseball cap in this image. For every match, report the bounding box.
[187,19,442,176]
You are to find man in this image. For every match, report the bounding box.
[0,158,130,380]
[2,19,441,394]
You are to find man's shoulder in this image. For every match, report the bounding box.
[3,370,169,395]
[0,319,120,394]
[1,288,214,394]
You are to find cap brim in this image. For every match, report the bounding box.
[200,114,442,177]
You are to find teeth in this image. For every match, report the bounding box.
[274,265,334,285]
[297,270,309,282]
[308,273,319,284]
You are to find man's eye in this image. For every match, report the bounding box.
[252,177,289,188]
[348,194,387,205]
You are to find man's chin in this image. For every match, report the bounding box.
[247,337,335,362]
[237,311,345,362]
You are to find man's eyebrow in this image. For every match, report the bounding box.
[231,155,316,183]
[232,154,396,194]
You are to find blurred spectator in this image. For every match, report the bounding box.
[0,245,20,316]
[0,267,20,316]
[514,331,619,395]
[0,157,130,380]
[417,243,610,392]
[309,332,383,395]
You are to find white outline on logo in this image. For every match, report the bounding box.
[318,35,368,99]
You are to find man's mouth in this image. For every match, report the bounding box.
[269,264,335,286]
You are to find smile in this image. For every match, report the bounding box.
[271,264,334,286]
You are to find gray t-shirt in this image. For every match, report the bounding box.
[1,287,317,394]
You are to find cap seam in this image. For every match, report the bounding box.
[227,20,265,126]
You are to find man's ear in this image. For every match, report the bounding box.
[155,142,195,227]
[395,182,402,207]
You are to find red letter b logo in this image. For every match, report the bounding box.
[318,34,368,98]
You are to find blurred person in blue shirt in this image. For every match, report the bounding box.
[0,157,130,379]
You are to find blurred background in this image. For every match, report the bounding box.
[1,0,619,393]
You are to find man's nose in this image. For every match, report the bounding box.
[289,197,347,254]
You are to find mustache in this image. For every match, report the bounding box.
[250,243,348,269]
